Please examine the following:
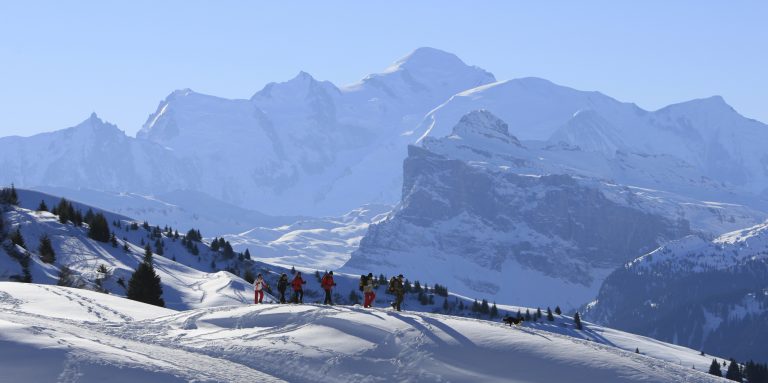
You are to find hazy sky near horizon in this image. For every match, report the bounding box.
[1,1,766,137]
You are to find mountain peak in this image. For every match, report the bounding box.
[392,47,464,70]
[449,110,523,147]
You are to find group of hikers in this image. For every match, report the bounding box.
[252,271,407,311]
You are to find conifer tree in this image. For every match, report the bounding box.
[555,306,562,315]
[413,280,422,293]
[37,200,49,212]
[480,299,490,314]
[155,238,164,256]
[490,302,498,318]
[547,307,554,321]
[223,241,234,259]
[56,198,71,224]
[243,269,255,284]
[210,237,220,251]
[244,248,251,260]
[709,359,723,377]
[11,227,26,249]
[536,307,543,320]
[123,241,130,252]
[126,244,165,307]
[0,184,20,205]
[525,309,532,321]
[725,358,742,381]
[38,234,55,263]
[443,297,450,312]
[110,233,118,248]
[87,213,111,242]
[573,312,583,330]
[84,209,95,225]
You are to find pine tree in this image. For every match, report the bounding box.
[110,233,118,248]
[635,347,640,354]
[573,312,583,330]
[37,200,49,212]
[490,302,498,318]
[472,299,480,312]
[443,297,450,312]
[413,280,422,293]
[84,209,95,225]
[244,248,251,260]
[536,308,543,320]
[525,309,532,321]
[480,299,490,314]
[56,198,71,224]
[0,184,20,205]
[243,269,255,284]
[223,241,234,259]
[154,238,164,256]
[87,213,111,242]
[725,358,742,381]
[11,227,26,249]
[547,307,554,321]
[126,244,165,307]
[210,237,220,251]
[555,306,562,315]
[709,359,723,377]
[123,241,130,252]
[38,234,55,263]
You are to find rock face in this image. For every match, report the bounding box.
[344,111,718,310]
[587,223,768,362]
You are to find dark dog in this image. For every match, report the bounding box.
[502,316,524,327]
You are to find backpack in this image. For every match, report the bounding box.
[359,275,367,292]
[388,278,397,293]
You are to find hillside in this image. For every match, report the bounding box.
[587,222,768,362]
[0,282,727,382]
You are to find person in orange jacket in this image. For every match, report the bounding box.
[321,271,336,305]
[291,271,306,304]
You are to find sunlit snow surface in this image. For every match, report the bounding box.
[0,282,724,382]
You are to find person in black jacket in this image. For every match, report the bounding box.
[277,273,289,304]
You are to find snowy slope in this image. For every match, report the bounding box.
[223,204,390,269]
[0,282,728,382]
[587,222,768,362]
[0,203,256,310]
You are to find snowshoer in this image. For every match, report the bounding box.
[291,272,306,303]
[321,271,336,305]
[390,274,404,311]
[363,272,376,308]
[254,273,268,304]
[277,273,289,303]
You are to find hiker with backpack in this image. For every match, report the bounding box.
[321,271,337,305]
[363,272,376,308]
[277,273,289,303]
[254,273,269,304]
[291,271,306,303]
[389,274,404,311]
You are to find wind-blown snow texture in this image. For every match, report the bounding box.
[0,282,727,382]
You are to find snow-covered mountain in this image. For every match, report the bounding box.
[418,77,768,200]
[136,47,495,215]
[0,282,730,382]
[587,222,768,363]
[0,113,193,195]
[343,111,767,311]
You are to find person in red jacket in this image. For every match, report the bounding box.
[363,272,376,308]
[321,271,336,305]
[253,273,269,304]
[291,272,306,304]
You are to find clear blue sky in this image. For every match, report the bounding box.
[1,1,766,137]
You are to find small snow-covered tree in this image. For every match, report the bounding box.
[126,244,165,307]
[11,227,26,250]
[709,359,723,377]
[573,312,583,330]
[38,234,55,263]
[87,213,111,242]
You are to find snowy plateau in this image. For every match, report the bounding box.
[1,47,768,381]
